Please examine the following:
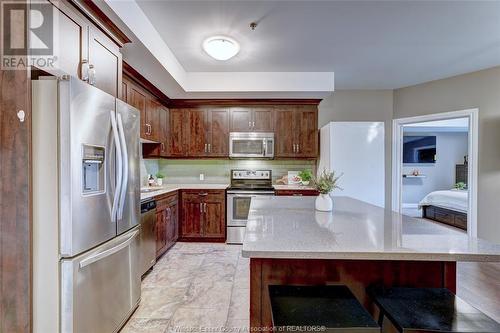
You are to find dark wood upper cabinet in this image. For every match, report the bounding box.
[274,106,318,159]
[230,107,273,132]
[88,27,122,97]
[187,109,209,157]
[126,79,148,139]
[207,108,229,157]
[146,99,161,142]
[168,108,187,157]
[274,108,296,157]
[230,107,253,131]
[158,106,169,157]
[253,107,274,132]
[295,106,318,158]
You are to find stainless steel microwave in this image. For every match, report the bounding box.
[229,132,274,159]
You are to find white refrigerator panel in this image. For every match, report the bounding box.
[319,122,385,208]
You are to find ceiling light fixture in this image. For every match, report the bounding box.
[203,36,240,61]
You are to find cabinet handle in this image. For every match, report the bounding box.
[297,144,300,153]
[248,121,252,128]
[161,143,165,152]
[292,144,296,153]
[166,207,171,219]
[81,59,89,82]
[204,143,207,153]
[146,123,152,135]
[88,64,96,85]
[208,143,211,153]
[199,203,202,213]
[253,121,255,128]
[198,192,208,196]
[203,203,207,213]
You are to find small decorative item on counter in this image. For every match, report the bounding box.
[156,172,165,186]
[412,169,420,176]
[454,182,467,190]
[298,169,313,186]
[288,171,301,185]
[148,174,155,187]
[313,169,343,212]
[275,175,288,185]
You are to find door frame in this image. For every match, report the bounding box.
[391,108,479,238]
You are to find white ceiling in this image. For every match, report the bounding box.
[135,0,500,90]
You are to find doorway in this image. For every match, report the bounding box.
[392,109,478,238]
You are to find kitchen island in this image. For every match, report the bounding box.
[242,196,500,328]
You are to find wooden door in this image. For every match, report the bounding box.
[230,107,252,132]
[146,99,161,142]
[274,108,296,157]
[168,109,186,157]
[252,107,274,132]
[51,0,88,79]
[128,81,148,139]
[187,109,208,156]
[295,106,318,158]
[180,193,203,238]
[207,108,229,157]
[88,27,122,97]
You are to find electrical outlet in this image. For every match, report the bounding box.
[199,173,204,181]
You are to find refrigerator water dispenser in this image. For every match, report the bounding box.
[82,145,105,194]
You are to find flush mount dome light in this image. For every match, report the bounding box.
[203,36,240,61]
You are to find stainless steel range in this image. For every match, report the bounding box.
[226,169,275,244]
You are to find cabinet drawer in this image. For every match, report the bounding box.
[182,189,225,201]
[275,189,319,196]
[156,191,178,209]
[454,214,467,230]
[434,211,454,225]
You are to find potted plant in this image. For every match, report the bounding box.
[156,172,165,186]
[313,169,343,211]
[298,169,313,186]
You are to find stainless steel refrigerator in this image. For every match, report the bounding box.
[32,75,141,333]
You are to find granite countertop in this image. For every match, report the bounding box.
[140,183,229,201]
[242,196,500,262]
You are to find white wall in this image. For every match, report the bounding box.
[394,66,500,244]
[402,132,468,204]
[319,90,394,209]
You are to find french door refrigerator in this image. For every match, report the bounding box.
[32,75,141,333]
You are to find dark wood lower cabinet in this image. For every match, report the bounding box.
[155,192,179,258]
[180,190,226,241]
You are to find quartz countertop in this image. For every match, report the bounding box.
[140,183,229,201]
[273,184,317,191]
[242,196,500,262]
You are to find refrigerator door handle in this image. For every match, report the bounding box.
[116,114,128,221]
[110,111,122,223]
[79,229,139,269]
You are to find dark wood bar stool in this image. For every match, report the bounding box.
[369,287,500,333]
[269,285,381,333]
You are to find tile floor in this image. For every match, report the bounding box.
[121,243,249,333]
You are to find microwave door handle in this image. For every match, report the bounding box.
[116,113,128,221]
[110,111,122,223]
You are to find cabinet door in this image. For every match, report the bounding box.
[207,108,229,157]
[180,194,203,238]
[121,79,128,102]
[155,209,167,257]
[202,192,225,238]
[274,108,296,157]
[159,107,169,157]
[51,0,88,79]
[168,109,186,157]
[187,109,208,156]
[253,107,274,132]
[88,27,122,97]
[128,82,148,139]
[171,202,179,242]
[230,107,252,132]
[295,106,318,158]
[146,99,161,142]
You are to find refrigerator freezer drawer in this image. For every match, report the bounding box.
[227,226,246,244]
[60,227,140,333]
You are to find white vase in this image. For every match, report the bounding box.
[301,180,310,186]
[315,193,333,211]
[157,178,163,186]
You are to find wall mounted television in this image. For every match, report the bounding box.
[403,136,436,164]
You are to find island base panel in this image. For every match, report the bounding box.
[249,258,456,329]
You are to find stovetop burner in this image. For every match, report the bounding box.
[229,169,273,191]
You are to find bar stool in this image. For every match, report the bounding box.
[369,287,500,333]
[269,285,381,332]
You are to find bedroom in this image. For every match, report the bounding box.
[401,117,470,231]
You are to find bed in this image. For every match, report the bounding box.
[419,189,468,230]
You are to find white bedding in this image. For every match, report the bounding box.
[419,189,468,213]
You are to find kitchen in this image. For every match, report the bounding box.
[2,1,500,333]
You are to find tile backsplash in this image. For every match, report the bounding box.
[140,158,316,185]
